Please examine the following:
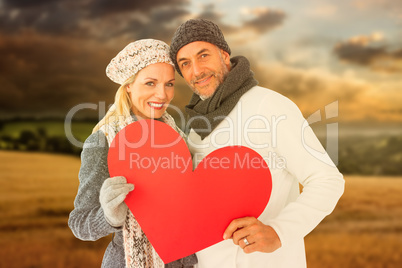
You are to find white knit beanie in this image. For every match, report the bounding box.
[106,39,174,85]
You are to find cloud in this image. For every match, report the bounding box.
[188,4,287,48]
[194,3,223,22]
[334,33,402,73]
[124,6,191,42]
[0,2,286,45]
[86,0,188,17]
[0,31,116,116]
[2,0,54,9]
[193,4,287,36]
[352,0,402,12]
[252,62,402,123]
[192,4,238,35]
[0,1,195,118]
[0,2,89,37]
[0,0,190,39]
[334,33,385,65]
[0,29,195,119]
[306,4,338,17]
[242,7,286,34]
[0,1,289,118]
[2,0,188,14]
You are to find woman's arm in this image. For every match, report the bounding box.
[68,131,121,241]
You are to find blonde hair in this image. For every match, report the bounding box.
[92,75,136,133]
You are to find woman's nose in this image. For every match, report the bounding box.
[154,84,168,99]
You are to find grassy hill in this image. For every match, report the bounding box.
[0,151,110,267]
[1,119,401,175]
[1,151,401,267]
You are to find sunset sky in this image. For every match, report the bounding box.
[1,0,401,132]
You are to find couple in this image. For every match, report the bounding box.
[68,19,344,268]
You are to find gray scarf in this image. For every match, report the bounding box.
[185,56,258,140]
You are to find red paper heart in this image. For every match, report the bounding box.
[108,120,272,264]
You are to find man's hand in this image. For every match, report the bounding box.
[223,217,281,254]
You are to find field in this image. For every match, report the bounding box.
[0,120,95,147]
[0,151,401,267]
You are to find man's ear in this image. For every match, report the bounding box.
[221,50,231,69]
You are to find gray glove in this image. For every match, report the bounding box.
[99,176,134,227]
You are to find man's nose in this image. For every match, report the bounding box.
[192,61,203,77]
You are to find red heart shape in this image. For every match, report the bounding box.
[108,120,272,264]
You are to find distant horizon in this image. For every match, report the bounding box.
[1,115,401,138]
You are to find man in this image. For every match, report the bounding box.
[170,19,344,268]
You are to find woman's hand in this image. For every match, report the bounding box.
[99,176,134,227]
[223,217,281,254]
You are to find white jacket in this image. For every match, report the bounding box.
[187,86,345,268]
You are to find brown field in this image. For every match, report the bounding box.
[0,151,401,267]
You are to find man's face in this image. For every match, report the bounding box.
[176,41,231,99]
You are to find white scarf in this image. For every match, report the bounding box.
[99,108,186,268]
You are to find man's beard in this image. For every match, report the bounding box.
[188,56,229,100]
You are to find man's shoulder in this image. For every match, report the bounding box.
[240,86,298,110]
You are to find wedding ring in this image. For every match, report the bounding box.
[243,237,250,246]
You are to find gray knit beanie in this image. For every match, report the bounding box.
[170,19,231,76]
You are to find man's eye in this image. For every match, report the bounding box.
[182,62,189,67]
[201,54,208,58]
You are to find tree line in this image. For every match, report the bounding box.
[0,125,401,176]
[0,127,82,156]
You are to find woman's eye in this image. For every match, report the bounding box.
[146,82,154,86]
[166,83,174,87]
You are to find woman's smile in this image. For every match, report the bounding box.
[148,101,165,110]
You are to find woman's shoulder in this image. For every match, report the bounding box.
[82,130,109,151]
[79,130,110,171]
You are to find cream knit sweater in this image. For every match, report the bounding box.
[187,86,345,268]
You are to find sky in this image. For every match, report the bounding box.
[0,0,401,131]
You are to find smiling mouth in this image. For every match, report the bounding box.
[195,75,212,86]
[148,102,165,110]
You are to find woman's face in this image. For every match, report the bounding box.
[127,63,175,119]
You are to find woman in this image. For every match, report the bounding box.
[68,39,197,268]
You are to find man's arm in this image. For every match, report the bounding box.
[224,95,344,253]
[223,216,281,253]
